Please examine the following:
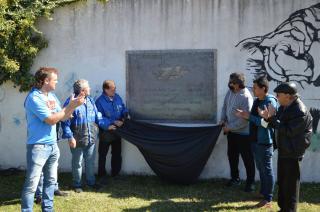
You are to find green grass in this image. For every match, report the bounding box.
[0,172,319,211]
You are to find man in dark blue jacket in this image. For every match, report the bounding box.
[236,77,277,208]
[95,80,128,178]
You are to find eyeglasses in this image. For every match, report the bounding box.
[229,81,237,85]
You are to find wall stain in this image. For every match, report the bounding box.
[12,113,24,127]
[92,85,101,101]
[65,72,78,93]
[13,117,21,126]
[0,87,5,102]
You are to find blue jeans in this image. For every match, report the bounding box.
[35,172,59,198]
[252,143,275,202]
[70,143,96,188]
[21,143,60,212]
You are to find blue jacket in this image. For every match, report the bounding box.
[95,93,128,130]
[61,96,108,147]
[249,94,278,145]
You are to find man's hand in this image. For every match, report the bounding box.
[114,120,123,127]
[223,126,230,134]
[267,104,276,117]
[258,105,269,119]
[69,138,76,148]
[235,109,250,119]
[44,92,85,125]
[68,92,85,109]
[258,104,276,119]
[108,125,117,130]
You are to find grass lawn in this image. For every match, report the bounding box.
[0,171,319,212]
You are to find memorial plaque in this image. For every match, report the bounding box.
[126,49,217,123]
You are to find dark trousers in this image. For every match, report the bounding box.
[227,132,255,184]
[277,157,300,212]
[98,130,122,177]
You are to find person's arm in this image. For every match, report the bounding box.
[227,95,252,131]
[95,98,116,130]
[59,97,78,148]
[61,98,74,140]
[94,105,112,130]
[61,119,73,139]
[27,93,84,126]
[268,112,309,138]
[61,116,77,148]
[248,98,278,128]
[44,93,85,125]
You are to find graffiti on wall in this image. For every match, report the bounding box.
[237,3,320,152]
[236,3,320,88]
[12,113,25,127]
[310,107,320,151]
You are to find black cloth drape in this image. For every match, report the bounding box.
[115,120,222,184]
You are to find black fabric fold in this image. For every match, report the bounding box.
[115,120,222,184]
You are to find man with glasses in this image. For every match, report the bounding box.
[95,80,128,180]
[220,72,255,192]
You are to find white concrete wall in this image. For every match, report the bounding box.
[1,0,320,182]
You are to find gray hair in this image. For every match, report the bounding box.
[73,79,89,94]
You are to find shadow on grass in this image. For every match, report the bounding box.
[122,199,258,212]
[92,174,320,206]
[1,171,320,210]
[0,170,25,207]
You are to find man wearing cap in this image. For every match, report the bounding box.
[220,72,255,192]
[258,82,312,212]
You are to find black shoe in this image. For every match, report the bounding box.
[244,183,255,192]
[97,172,106,178]
[74,187,83,193]
[87,183,102,190]
[98,177,108,185]
[226,178,240,187]
[54,189,68,196]
[111,167,122,177]
[111,172,120,177]
[35,196,42,205]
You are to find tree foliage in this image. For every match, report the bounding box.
[0,0,107,91]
